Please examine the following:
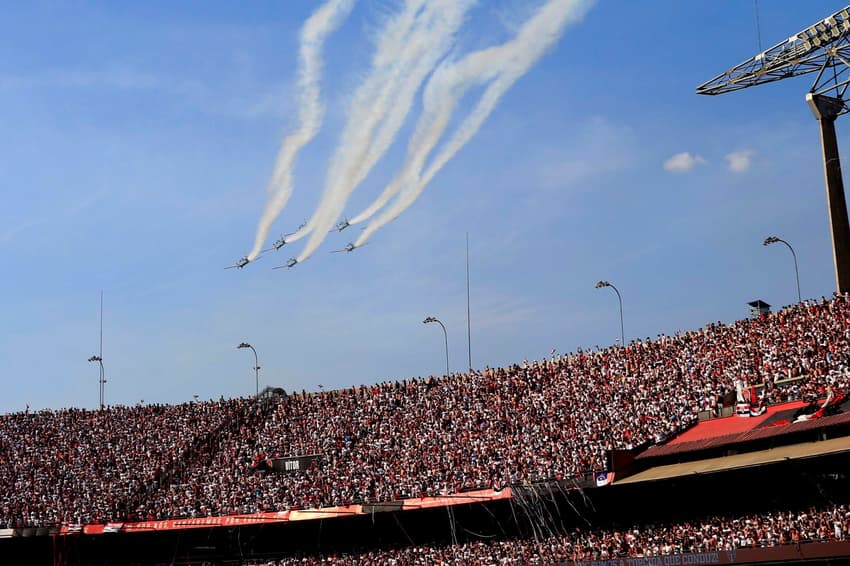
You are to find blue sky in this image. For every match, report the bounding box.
[1,0,848,412]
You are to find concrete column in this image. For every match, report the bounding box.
[807,93,850,294]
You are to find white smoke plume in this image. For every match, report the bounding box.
[291,0,473,261]
[246,0,354,262]
[355,0,593,247]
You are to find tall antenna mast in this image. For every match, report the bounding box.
[88,291,106,410]
[698,5,850,294]
[466,233,472,372]
[100,291,104,410]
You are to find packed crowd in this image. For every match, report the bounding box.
[143,295,850,517]
[1,295,850,526]
[0,398,255,527]
[242,504,850,565]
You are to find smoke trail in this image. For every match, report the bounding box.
[355,0,593,247]
[290,0,473,261]
[246,0,354,261]
[281,0,429,245]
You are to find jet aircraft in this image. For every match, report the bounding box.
[263,236,288,252]
[330,219,350,233]
[264,221,307,253]
[331,243,363,253]
[273,258,298,270]
[225,257,250,269]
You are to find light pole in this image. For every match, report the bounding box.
[87,355,105,410]
[763,236,802,303]
[237,342,260,397]
[595,280,625,348]
[423,316,450,378]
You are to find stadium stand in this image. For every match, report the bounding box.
[12,464,850,565]
[2,295,850,528]
[126,294,850,524]
[233,502,850,564]
[0,397,267,527]
[3,295,850,564]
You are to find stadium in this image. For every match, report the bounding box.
[3,297,850,564]
[6,1,850,565]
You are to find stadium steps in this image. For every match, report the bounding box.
[117,397,280,521]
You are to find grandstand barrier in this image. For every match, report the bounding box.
[361,501,404,513]
[52,487,513,536]
[14,478,626,537]
[399,487,512,510]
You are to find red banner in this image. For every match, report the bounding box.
[58,488,511,535]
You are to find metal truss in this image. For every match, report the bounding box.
[697,5,850,110]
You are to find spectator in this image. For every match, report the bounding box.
[2,295,849,527]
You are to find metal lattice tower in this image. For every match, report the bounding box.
[698,5,850,294]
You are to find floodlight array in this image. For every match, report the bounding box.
[697,5,850,95]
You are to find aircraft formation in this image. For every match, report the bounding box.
[228,223,361,270]
[228,222,314,270]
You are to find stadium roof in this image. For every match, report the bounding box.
[638,399,850,458]
[615,435,850,485]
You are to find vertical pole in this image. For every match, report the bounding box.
[440,321,450,378]
[254,348,259,397]
[99,291,104,410]
[99,291,103,359]
[615,288,625,349]
[790,246,802,304]
[820,117,850,293]
[778,239,802,304]
[807,93,850,294]
[248,344,260,397]
[466,233,472,372]
[753,0,762,52]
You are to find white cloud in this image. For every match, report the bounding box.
[725,149,755,173]
[663,152,706,173]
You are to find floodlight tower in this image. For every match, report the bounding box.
[697,5,850,294]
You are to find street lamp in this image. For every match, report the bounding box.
[237,342,260,397]
[87,355,105,410]
[763,236,802,303]
[595,280,625,348]
[423,316,450,378]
